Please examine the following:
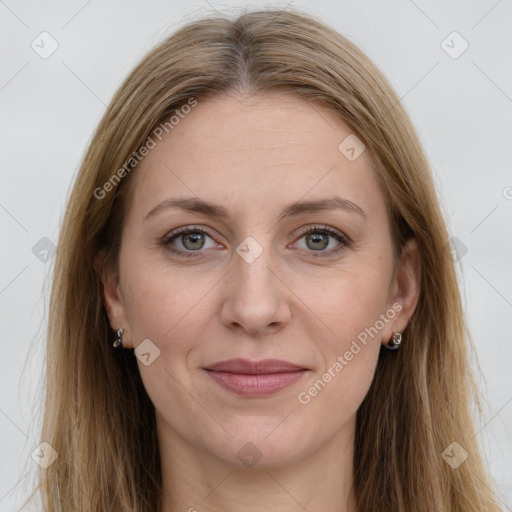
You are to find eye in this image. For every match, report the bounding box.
[162,226,219,258]
[161,224,349,259]
[293,225,348,258]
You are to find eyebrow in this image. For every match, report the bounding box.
[144,196,367,223]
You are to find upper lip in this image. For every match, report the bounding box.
[204,358,307,374]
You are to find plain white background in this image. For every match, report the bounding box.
[1,0,511,510]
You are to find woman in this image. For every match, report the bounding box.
[29,7,502,512]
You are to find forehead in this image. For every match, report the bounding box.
[124,92,386,223]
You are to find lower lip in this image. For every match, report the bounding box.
[205,370,308,397]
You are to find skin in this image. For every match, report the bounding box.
[101,92,421,512]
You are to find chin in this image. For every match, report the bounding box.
[201,425,314,470]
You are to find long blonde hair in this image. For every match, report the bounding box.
[28,7,502,511]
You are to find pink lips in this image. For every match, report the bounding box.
[204,358,308,397]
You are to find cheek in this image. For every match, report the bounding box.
[122,253,214,344]
[307,264,391,348]
[292,275,387,424]
[295,259,390,397]
[122,263,215,412]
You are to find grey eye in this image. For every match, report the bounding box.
[304,232,330,251]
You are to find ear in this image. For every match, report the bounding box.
[381,237,422,346]
[95,249,133,349]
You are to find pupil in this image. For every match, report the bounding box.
[184,232,204,250]
[308,233,328,250]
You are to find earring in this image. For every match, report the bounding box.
[385,332,402,350]
[113,328,124,349]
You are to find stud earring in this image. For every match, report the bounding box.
[385,332,402,350]
[112,328,124,349]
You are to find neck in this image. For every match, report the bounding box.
[157,414,358,512]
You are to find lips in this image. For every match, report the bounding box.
[204,358,309,397]
[205,358,306,374]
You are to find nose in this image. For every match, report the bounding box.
[220,244,291,337]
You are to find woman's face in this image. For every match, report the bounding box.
[102,92,419,468]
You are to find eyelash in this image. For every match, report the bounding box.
[161,224,349,259]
